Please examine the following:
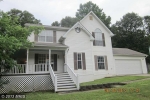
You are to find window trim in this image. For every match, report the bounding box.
[93,28,104,46]
[38,30,53,43]
[38,54,49,64]
[97,56,106,70]
[77,53,83,69]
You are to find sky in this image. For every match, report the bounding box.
[0,0,150,25]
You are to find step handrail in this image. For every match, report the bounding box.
[49,64,57,92]
[64,64,79,90]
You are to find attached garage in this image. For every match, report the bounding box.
[115,59,142,75]
[113,48,148,75]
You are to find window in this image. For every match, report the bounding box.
[89,15,93,20]
[94,28,104,46]
[77,53,82,69]
[38,54,48,64]
[38,30,53,42]
[97,56,105,69]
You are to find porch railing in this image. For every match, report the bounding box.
[31,64,49,73]
[9,64,26,74]
[49,64,57,92]
[1,64,50,74]
[64,64,80,90]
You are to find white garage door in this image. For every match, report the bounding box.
[115,59,143,75]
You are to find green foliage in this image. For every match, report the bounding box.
[7,9,42,27]
[61,16,78,27]
[111,12,150,63]
[76,1,111,28]
[0,11,43,88]
[143,16,150,35]
[51,1,111,28]
[51,21,60,26]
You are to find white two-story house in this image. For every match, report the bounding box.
[1,11,148,93]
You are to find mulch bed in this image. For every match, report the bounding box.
[80,83,126,91]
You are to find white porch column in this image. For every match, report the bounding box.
[49,49,51,67]
[64,48,68,72]
[26,49,29,74]
[65,48,68,64]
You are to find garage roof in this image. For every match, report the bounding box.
[113,48,147,57]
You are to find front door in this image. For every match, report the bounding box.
[51,54,57,71]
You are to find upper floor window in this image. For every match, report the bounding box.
[92,28,105,46]
[38,30,53,42]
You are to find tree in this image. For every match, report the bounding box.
[143,16,150,35]
[61,16,78,27]
[7,9,42,27]
[51,1,110,28]
[51,21,60,26]
[76,1,111,28]
[0,12,43,88]
[111,12,150,63]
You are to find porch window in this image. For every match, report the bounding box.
[97,56,105,69]
[77,53,82,69]
[38,30,53,42]
[38,54,46,63]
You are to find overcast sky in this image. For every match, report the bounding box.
[0,0,150,25]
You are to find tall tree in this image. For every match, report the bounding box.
[0,12,43,88]
[61,16,78,27]
[7,9,41,27]
[76,1,111,28]
[111,12,150,63]
[143,16,150,35]
[51,21,60,26]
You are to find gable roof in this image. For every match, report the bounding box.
[80,11,114,37]
[113,48,147,57]
[59,22,94,42]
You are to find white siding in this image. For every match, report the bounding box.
[64,13,116,83]
[80,14,111,36]
[65,29,93,76]
[80,13,116,80]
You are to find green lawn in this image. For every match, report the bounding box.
[80,76,150,86]
[3,76,150,100]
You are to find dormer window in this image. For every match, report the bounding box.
[92,28,105,46]
[38,30,53,42]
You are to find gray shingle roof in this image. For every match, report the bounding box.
[33,43,68,48]
[113,48,147,57]
[25,23,70,31]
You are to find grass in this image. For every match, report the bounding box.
[3,76,150,100]
[80,76,150,86]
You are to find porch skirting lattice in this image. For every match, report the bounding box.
[0,74,54,94]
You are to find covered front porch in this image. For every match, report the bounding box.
[1,43,79,92]
[9,47,68,74]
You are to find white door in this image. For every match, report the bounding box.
[115,59,142,75]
